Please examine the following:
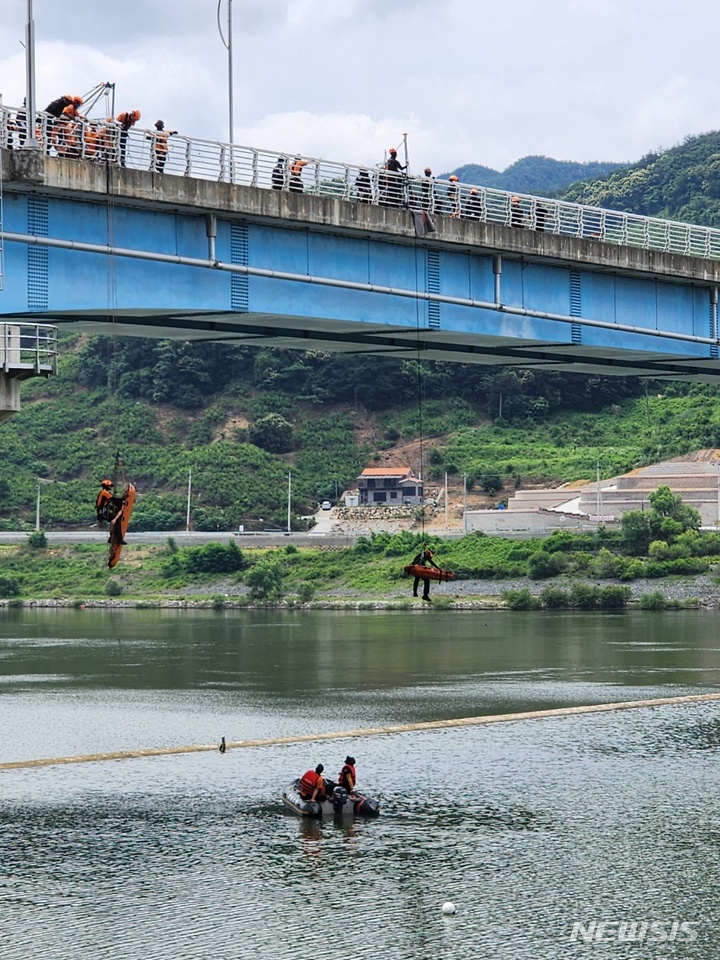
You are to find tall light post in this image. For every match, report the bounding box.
[287,471,292,534]
[25,0,39,150]
[217,0,234,145]
[36,477,64,531]
[462,474,468,534]
[186,468,192,532]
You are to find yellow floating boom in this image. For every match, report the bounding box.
[2,691,719,772]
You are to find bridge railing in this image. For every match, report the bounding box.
[3,104,720,262]
[0,322,58,377]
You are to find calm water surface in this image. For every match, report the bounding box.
[1,608,719,959]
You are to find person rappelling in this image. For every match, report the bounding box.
[410,546,440,602]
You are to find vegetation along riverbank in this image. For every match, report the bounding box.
[2,488,719,612]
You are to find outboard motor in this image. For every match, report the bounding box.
[352,795,381,818]
[331,785,348,813]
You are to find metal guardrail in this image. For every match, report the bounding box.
[2,104,720,261]
[0,322,58,376]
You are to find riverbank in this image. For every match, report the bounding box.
[2,573,718,610]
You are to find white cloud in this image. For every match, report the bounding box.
[0,0,719,174]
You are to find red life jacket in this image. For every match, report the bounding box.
[338,763,356,792]
[299,770,322,798]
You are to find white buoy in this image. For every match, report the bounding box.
[442,902,456,916]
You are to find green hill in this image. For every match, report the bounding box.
[559,131,720,226]
[444,156,628,195]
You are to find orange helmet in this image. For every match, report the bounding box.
[132,110,141,121]
[389,147,397,154]
[101,478,113,488]
[72,96,84,105]
[449,175,459,182]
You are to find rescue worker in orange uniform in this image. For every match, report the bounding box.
[298,764,327,802]
[95,479,117,523]
[116,109,141,167]
[148,120,176,173]
[288,156,308,193]
[337,756,356,794]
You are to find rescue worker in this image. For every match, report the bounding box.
[510,196,526,228]
[148,120,176,173]
[43,95,83,155]
[337,756,356,794]
[411,546,439,602]
[447,175,460,218]
[271,156,285,189]
[288,156,308,193]
[95,479,117,523]
[298,764,327,802]
[116,109,141,167]
[381,147,406,207]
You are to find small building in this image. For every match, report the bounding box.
[357,466,423,506]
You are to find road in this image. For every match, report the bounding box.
[0,530,365,548]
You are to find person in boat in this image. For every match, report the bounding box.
[337,756,356,794]
[411,547,439,603]
[298,763,327,802]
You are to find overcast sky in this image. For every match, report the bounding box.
[1,0,718,175]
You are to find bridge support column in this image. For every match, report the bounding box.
[0,374,20,423]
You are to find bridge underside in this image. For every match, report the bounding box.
[4,157,720,381]
[49,309,720,381]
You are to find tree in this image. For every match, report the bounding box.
[621,510,652,555]
[248,414,294,453]
[245,559,285,599]
[647,486,701,543]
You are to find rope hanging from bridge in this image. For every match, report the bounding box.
[1,692,718,773]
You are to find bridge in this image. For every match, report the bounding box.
[2,104,720,412]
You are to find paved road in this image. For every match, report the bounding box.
[0,530,364,548]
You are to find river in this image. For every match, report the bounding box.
[0,608,718,959]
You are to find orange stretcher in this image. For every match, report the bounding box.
[403,564,455,582]
[108,483,136,569]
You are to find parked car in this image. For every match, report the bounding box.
[321,500,332,510]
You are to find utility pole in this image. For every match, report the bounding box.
[596,461,601,525]
[186,468,192,532]
[287,471,292,534]
[444,471,449,532]
[25,0,40,150]
[463,474,467,534]
[217,0,234,144]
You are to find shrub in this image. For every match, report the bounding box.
[296,582,315,603]
[245,559,284,599]
[182,542,245,574]
[570,582,600,609]
[0,575,21,598]
[26,531,48,550]
[104,579,123,597]
[639,591,666,610]
[502,588,541,610]
[540,586,570,608]
[597,585,632,608]
[528,550,567,579]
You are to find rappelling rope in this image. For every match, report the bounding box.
[2,692,719,772]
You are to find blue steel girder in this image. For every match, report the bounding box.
[2,167,720,382]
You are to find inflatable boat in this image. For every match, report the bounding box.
[403,563,454,582]
[281,779,380,819]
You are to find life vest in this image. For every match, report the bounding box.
[290,159,306,177]
[299,769,322,798]
[45,96,72,117]
[338,763,356,792]
[95,488,113,511]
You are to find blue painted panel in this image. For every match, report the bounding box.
[251,224,309,274]
[468,254,495,304]
[307,232,371,283]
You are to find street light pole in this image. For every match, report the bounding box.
[217,0,234,144]
[463,474,467,534]
[186,468,192,532]
[287,471,292,534]
[25,0,40,150]
[35,479,40,531]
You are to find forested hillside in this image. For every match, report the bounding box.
[447,156,628,195]
[4,131,720,532]
[560,131,720,226]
